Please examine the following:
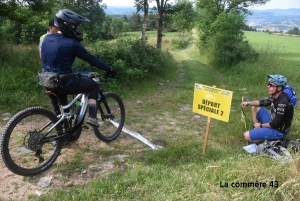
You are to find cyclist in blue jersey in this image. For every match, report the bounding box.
[41,9,117,127]
[240,75,294,143]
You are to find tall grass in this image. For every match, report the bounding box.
[0,44,50,112]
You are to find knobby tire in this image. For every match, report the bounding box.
[0,107,63,176]
[94,92,125,142]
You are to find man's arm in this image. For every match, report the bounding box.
[240,100,260,108]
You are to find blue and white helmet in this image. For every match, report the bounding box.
[267,75,287,89]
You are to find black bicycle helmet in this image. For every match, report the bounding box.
[54,9,90,42]
[267,75,287,89]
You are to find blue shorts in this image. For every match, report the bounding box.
[249,107,286,141]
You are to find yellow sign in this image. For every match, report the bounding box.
[192,83,233,122]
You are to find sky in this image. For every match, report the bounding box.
[102,0,175,7]
[102,0,300,9]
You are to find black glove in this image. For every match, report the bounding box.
[106,69,117,78]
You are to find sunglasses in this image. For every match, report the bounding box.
[268,83,277,88]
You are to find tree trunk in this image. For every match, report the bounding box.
[142,0,149,44]
[156,11,163,49]
[156,0,165,49]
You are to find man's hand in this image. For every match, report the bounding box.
[240,101,249,108]
[106,68,117,78]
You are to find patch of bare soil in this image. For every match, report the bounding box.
[0,120,158,201]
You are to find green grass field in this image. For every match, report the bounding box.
[244,31,300,78]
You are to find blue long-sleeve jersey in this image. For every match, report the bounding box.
[41,33,111,74]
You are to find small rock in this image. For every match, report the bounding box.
[136,100,143,104]
[158,83,164,86]
[116,154,129,163]
[64,181,73,187]
[1,112,11,117]
[82,169,87,174]
[37,176,52,188]
[35,191,43,196]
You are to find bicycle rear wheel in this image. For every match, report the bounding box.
[0,107,63,176]
[94,92,125,142]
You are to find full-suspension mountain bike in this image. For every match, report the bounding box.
[0,73,125,176]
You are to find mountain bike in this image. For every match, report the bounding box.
[0,73,125,176]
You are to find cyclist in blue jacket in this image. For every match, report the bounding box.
[41,9,116,127]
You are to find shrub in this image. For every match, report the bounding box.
[171,37,191,49]
[77,39,174,87]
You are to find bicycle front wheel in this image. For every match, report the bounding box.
[94,92,125,142]
[0,107,63,176]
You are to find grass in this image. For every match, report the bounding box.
[2,30,300,200]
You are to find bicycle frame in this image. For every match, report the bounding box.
[38,93,89,144]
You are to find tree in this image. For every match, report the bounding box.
[60,0,106,42]
[171,0,196,37]
[0,0,52,23]
[111,18,124,37]
[147,13,158,30]
[153,0,174,49]
[129,13,142,31]
[135,0,174,48]
[101,15,114,40]
[196,0,269,68]
[122,14,129,22]
[135,0,152,43]
[287,27,299,35]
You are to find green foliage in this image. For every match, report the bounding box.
[287,27,300,35]
[206,12,258,68]
[171,37,192,49]
[0,0,52,22]
[171,0,197,34]
[196,0,264,68]
[91,39,173,86]
[129,13,142,31]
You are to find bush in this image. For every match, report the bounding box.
[83,39,174,86]
[171,37,191,49]
[207,33,258,68]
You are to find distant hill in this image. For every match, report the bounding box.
[104,6,138,15]
[104,6,300,33]
[246,8,300,32]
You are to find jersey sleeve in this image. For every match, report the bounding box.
[259,97,272,107]
[72,41,111,72]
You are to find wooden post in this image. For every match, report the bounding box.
[202,85,215,154]
[202,116,211,154]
